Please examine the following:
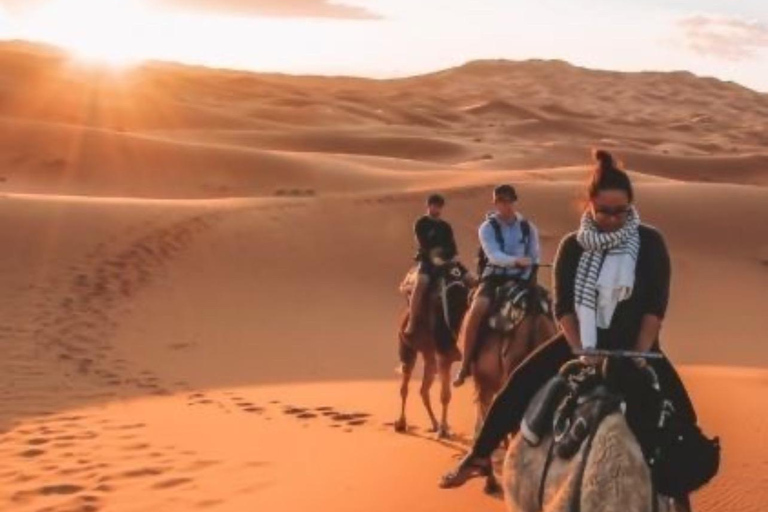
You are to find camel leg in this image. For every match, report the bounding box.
[394,357,416,433]
[421,356,440,432]
[473,381,503,495]
[472,336,502,440]
[474,382,503,495]
[470,337,504,496]
[671,495,691,512]
[437,356,453,439]
[474,384,492,440]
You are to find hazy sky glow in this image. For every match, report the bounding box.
[0,0,765,91]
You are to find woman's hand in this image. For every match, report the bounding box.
[579,355,604,367]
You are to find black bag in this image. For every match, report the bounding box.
[476,216,530,276]
[650,404,721,497]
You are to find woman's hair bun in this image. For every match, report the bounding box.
[593,149,615,172]
[587,148,634,201]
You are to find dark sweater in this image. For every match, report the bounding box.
[414,215,458,261]
[553,224,670,351]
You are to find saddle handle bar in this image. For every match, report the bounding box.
[570,350,663,391]
[574,349,665,360]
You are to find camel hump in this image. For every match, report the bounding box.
[580,413,658,510]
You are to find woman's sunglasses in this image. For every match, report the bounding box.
[593,205,631,218]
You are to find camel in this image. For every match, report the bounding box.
[472,284,558,437]
[503,411,683,512]
[503,360,690,512]
[395,262,471,438]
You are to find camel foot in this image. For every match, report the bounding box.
[394,418,407,433]
[484,473,502,496]
[437,425,452,440]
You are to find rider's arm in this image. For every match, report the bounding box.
[636,315,662,353]
[445,223,458,260]
[414,217,430,252]
[635,228,671,352]
[553,234,582,351]
[560,314,583,351]
[479,222,518,267]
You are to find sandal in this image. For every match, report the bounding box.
[452,367,471,388]
[439,456,491,488]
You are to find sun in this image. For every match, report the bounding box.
[19,0,152,69]
[67,40,145,70]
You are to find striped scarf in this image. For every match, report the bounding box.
[574,207,641,349]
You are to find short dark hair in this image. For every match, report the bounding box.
[426,193,445,206]
[588,149,634,201]
[493,184,518,202]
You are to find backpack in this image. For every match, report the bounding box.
[476,216,531,276]
[650,406,721,497]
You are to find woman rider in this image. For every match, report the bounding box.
[439,150,697,501]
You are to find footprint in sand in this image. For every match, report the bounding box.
[12,483,85,503]
[187,393,218,407]
[19,448,46,458]
[120,467,166,479]
[278,404,371,428]
[282,406,318,419]
[228,397,266,414]
[329,412,371,427]
[152,477,194,490]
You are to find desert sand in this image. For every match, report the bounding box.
[0,41,767,512]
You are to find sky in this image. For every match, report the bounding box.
[0,0,765,91]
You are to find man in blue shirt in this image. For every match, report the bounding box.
[453,184,540,387]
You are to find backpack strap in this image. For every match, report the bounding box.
[520,219,538,285]
[520,219,531,256]
[489,217,505,252]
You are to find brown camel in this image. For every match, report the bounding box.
[395,263,471,438]
[472,287,558,437]
[503,411,683,512]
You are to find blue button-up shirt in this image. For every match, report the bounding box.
[480,213,540,279]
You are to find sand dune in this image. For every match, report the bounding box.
[153,128,474,162]
[1,41,767,512]
[1,42,767,188]
[2,179,766,511]
[0,118,473,197]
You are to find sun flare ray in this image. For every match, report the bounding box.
[17,0,152,68]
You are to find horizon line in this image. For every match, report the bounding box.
[1,37,766,94]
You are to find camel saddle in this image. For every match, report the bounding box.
[521,361,622,457]
[487,281,553,333]
[522,359,720,502]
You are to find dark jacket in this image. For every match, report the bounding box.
[414,215,458,261]
[553,224,670,351]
